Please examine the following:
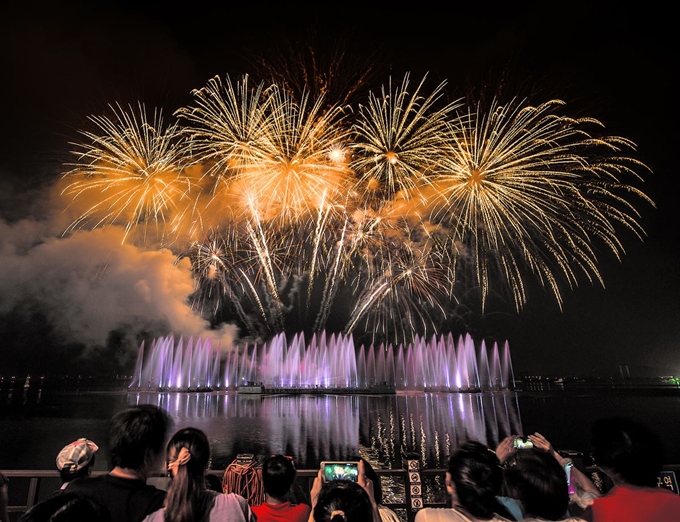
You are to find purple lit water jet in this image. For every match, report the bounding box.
[128,331,514,392]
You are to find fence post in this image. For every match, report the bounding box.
[404,457,423,521]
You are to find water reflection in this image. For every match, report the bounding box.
[127,391,522,469]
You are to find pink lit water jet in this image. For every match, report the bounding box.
[128,331,514,392]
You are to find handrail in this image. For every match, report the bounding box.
[4,465,679,520]
[1,468,440,520]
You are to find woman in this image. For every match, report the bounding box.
[503,448,585,521]
[360,459,400,522]
[416,441,516,522]
[309,460,382,522]
[143,428,255,522]
[312,480,376,522]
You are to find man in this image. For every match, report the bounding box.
[55,437,99,491]
[252,455,311,522]
[584,416,680,521]
[64,404,170,522]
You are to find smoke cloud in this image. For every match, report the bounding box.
[0,177,238,376]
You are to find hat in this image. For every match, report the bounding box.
[56,438,99,473]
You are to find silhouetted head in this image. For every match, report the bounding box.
[447,441,509,520]
[503,448,569,520]
[313,479,373,522]
[56,438,99,483]
[263,455,297,500]
[164,428,218,522]
[110,404,169,470]
[591,417,663,487]
[166,427,211,480]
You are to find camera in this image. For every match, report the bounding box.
[513,436,534,450]
[320,461,359,482]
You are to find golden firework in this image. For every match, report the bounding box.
[63,103,193,244]
[350,74,462,201]
[64,77,653,344]
[424,98,653,310]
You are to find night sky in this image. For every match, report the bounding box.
[0,1,676,378]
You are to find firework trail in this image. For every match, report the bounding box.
[345,224,450,345]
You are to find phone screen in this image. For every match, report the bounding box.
[321,461,359,482]
[513,437,533,450]
[565,463,576,494]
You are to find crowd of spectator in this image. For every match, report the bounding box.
[2,405,678,522]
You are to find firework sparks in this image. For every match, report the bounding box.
[64,76,653,345]
[346,225,450,345]
[62,103,194,244]
[230,86,353,222]
[350,74,462,201]
[424,98,653,310]
[177,75,354,224]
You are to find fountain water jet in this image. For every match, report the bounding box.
[128,331,514,392]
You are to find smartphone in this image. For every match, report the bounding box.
[513,436,534,450]
[320,461,359,482]
[565,462,576,495]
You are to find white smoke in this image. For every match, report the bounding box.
[0,183,239,362]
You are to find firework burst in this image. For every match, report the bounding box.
[64,74,653,345]
[177,76,354,223]
[350,74,462,201]
[423,98,653,310]
[63,103,194,244]
[231,86,354,222]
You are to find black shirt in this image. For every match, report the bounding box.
[64,473,166,522]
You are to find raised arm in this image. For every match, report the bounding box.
[528,432,601,497]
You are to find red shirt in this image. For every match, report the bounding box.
[252,501,311,522]
[589,484,680,521]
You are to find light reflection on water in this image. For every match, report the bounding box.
[4,385,680,478]
[126,391,523,469]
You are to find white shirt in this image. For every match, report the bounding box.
[143,493,255,522]
[415,507,512,522]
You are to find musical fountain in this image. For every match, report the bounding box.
[128,331,514,393]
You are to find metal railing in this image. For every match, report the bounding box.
[1,467,445,522]
[4,465,679,522]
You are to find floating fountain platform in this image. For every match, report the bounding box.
[237,382,397,395]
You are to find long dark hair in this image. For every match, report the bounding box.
[448,441,515,520]
[164,428,217,522]
[591,416,663,487]
[313,480,373,522]
[503,449,568,520]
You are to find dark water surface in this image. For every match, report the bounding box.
[2,385,680,474]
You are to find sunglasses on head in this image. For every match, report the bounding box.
[271,454,295,465]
